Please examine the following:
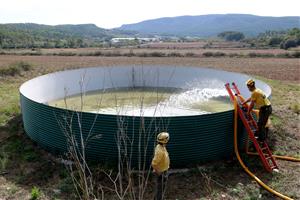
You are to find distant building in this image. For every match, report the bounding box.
[111,37,160,44]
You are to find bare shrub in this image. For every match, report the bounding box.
[56,67,175,199]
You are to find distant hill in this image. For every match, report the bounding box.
[118,14,300,37]
[0,23,137,48]
[1,14,299,49]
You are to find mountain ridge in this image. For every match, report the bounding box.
[118,14,300,37]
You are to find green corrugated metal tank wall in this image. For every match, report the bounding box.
[20,94,246,168]
[20,66,271,168]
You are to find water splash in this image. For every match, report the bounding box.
[96,79,230,116]
[166,88,228,107]
[52,79,231,116]
[163,79,229,108]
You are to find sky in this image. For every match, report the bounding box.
[1,0,299,29]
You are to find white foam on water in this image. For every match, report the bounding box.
[93,105,209,117]
[166,88,228,107]
[163,79,228,107]
[92,79,229,117]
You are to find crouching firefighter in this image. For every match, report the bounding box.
[242,79,272,142]
[151,132,170,200]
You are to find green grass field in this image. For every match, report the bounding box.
[0,55,299,200]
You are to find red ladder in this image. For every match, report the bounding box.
[225,82,278,172]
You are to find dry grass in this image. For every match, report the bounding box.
[1,47,296,56]
[0,53,299,199]
[0,55,299,82]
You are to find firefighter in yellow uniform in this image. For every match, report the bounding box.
[151,132,170,200]
[242,79,272,142]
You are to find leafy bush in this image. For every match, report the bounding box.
[93,51,103,56]
[289,103,300,114]
[30,186,41,200]
[213,52,226,57]
[0,61,32,76]
[55,52,77,56]
[287,28,300,39]
[218,31,245,41]
[203,52,213,57]
[185,52,197,57]
[102,51,121,57]
[18,61,32,71]
[19,51,42,56]
[149,51,166,57]
[0,147,9,171]
[268,37,283,46]
[276,52,300,58]
[228,53,239,57]
[291,51,300,58]
[247,28,300,48]
[248,52,275,58]
[203,52,226,57]
[280,39,298,49]
[167,52,183,57]
[137,52,149,57]
[123,49,135,57]
[247,52,257,58]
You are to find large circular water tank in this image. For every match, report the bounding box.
[20,66,271,167]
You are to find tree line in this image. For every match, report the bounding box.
[218,28,300,49]
[256,28,300,49]
[0,28,103,49]
[0,23,118,49]
[1,23,299,50]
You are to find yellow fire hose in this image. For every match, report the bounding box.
[233,97,293,200]
[247,109,300,162]
[246,152,300,162]
[234,95,300,162]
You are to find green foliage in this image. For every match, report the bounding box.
[289,103,300,114]
[288,27,300,37]
[280,39,298,49]
[185,52,196,57]
[247,52,273,58]
[203,52,226,57]
[251,28,300,49]
[292,51,300,58]
[268,37,283,46]
[167,52,183,57]
[0,84,20,126]
[30,186,41,200]
[280,28,300,49]
[58,176,75,193]
[22,146,39,162]
[0,147,9,172]
[0,61,32,77]
[218,31,245,41]
[0,23,136,49]
[276,51,300,58]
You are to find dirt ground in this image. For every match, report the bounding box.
[0,54,299,200]
[1,46,294,56]
[0,55,299,82]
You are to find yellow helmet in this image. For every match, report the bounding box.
[246,79,255,87]
[157,132,169,144]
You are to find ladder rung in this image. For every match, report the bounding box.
[226,82,278,173]
[261,147,267,151]
[250,128,256,132]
